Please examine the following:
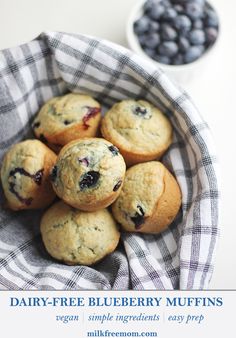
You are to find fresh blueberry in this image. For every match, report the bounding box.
[159,41,178,57]
[193,19,204,30]
[174,4,184,13]
[161,24,177,41]
[143,0,157,14]
[149,20,160,32]
[189,29,206,45]
[185,3,204,20]
[192,0,206,6]
[179,36,190,53]
[153,54,171,65]
[143,32,160,48]
[174,15,192,32]
[172,53,184,65]
[162,8,177,20]
[149,3,165,20]
[143,47,156,59]
[205,27,218,45]
[79,171,100,190]
[205,9,219,28]
[138,34,147,47]
[184,45,204,63]
[134,16,150,34]
[162,0,172,8]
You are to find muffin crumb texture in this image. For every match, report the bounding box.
[50,138,126,211]
[33,93,101,151]
[112,161,181,234]
[40,201,120,265]
[101,99,172,166]
[1,139,56,210]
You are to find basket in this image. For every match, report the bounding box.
[0,32,220,290]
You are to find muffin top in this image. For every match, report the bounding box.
[50,138,126,210]
[40,201,120,265]
[101,99,172,156]
[0,139,56,209]
[33,93,101,136]
[112,161,165,230]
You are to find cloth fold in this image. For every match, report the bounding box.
[0,31,220,290]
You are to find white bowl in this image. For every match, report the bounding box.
[126,0,220,84]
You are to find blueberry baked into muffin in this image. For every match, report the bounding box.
[1,140,56,210]
[50,138,126,211]
[40,201,120,266]
[33,93,101,151]
[112,161,181,234]
[101,99,172,166]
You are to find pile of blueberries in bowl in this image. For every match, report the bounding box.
[132,0,219,65]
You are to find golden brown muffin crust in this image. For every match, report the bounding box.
[50,138,126,211]
[0,139,56,210]
[112,161,181,234]
[101,99,172,166]
[40,201,120,265]
[33,93,101,148]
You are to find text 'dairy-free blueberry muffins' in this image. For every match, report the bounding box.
[50,138,126,211]
[101,99,173,166]
[112,161,181,234]
[32,93,101,151]
[40,201,120,266]
[0,140,57,210]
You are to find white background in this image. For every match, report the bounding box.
[0,291,234,338]
[0,0,235,289]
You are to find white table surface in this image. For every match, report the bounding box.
[0,0,235,289]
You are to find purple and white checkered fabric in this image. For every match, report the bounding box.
[0,31,220,290]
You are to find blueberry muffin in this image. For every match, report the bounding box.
[1,140,57,210]
[40,201,120,266]
[50,138,126,211]
[101,99,172,166]
[112,161,181,234]
[32,93,101,151]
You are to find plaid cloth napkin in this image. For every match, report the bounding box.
[0,31,220,290]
